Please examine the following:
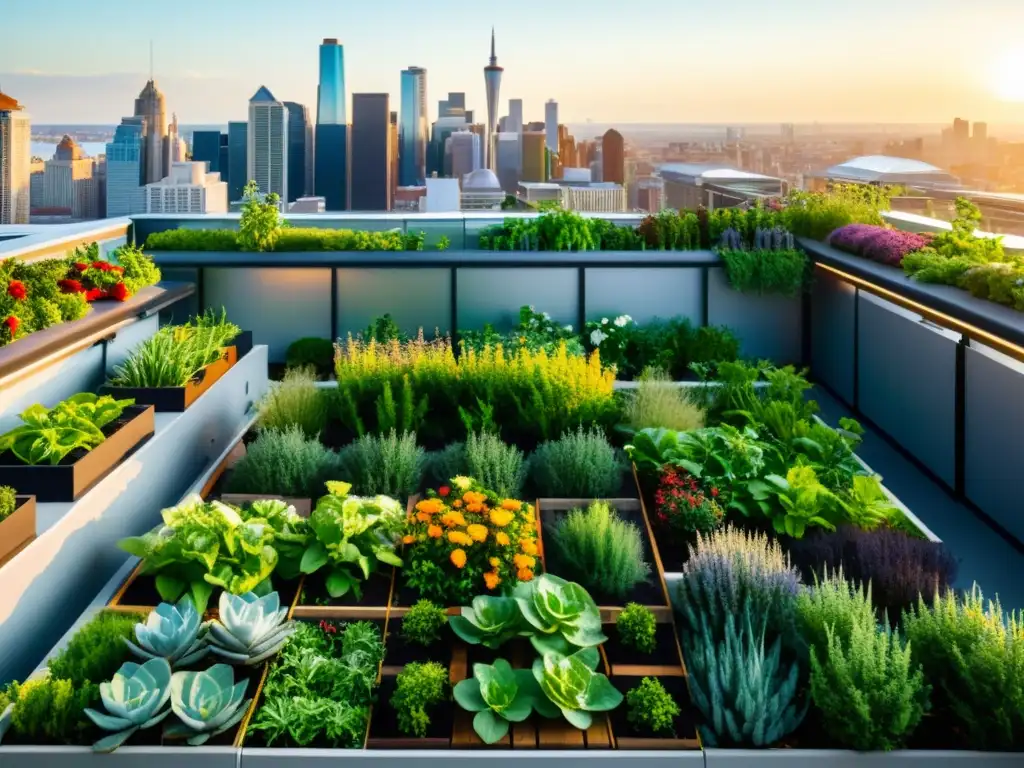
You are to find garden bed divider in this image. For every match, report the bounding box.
[0,495,36,566]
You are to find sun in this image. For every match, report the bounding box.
[991,48,1024,102]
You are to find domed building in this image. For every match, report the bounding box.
[460,168,504,210]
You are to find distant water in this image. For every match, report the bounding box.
[30,141,108,160]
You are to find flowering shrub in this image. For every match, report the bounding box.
[585,314,634,370]
[460,305,583,357]
[402,476,539,605]
[654,466,723,541]
[827,224,932,267]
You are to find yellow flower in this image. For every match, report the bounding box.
[489,509,514,528]
[448,531,472,546]
[427,524,443,539]
[467,524,488,543]
[495,532,511,547]
[514,554,536,570]
[441,511,467,528]
[450,549,467,569]
[484,571,502,590]
[452,476,473,491]
[463,491,487,506]
[501,499,522,511]
[519,539,538,556]
[416,498,444,516]
[402,534,416,545]
[466,502,485,514]
[488,557,500,568]
[517,567,534,582]
[415,511,432,523]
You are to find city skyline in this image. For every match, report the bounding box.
[4,0,1024,125]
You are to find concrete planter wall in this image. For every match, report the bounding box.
[240,750,705,767]
[707,269,802,364]
[0,746,238,768]
[705,748,1023,767]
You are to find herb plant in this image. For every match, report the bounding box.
[719,248,807,297]
[285,337,334,378]
[616,603,657,654]
[449,595,524,649]
[626,677,680,736]
[622,367,706,434]
[391,661,449,738]
[0,677,100,745]
[256,366,327,438]
[465,431,526,498]
[226,424,343,499]
[401,600,449,647]
[528,426,624,498]
[422,442,468,489]
[46,610,143,687]
[0,485,18,522]
[337,429,425,497]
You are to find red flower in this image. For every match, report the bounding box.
[3,315,19,336]
[72,262,88,272]
[108,282,130,302]
[111,265,125,273]
[58,278,84,294]
[92,261,113,272]
[319,619,337,635]
[438,485,451,497]
[84,287,105,302]
[6,280,26,300]
[710,488,719,498]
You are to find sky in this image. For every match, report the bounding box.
[3,0,1024,126]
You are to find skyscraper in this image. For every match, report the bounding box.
[399,66,428,186]
[105,117,147,217]
[483,28,503,170]
[284,102,311,202]
[545,100,559,155]
[507,99,523,135]
[316,38,348,211]
[602,129,625,185]
[227,122,247,203]
[350,93,391,211]
[521,132,545,183]
[495,132,521,194]
[248,86,288,203]
[0,91,31,224]
[39,135,98,219]
[449,131,481,185]
[429,116,469,178]
[133,80,168,184]
[192,130,223,173]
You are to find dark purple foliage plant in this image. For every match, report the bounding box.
[828,224,933,267]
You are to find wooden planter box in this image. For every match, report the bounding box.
[103,345,239,413]
[0,495,36,566]
[0,405,156,502]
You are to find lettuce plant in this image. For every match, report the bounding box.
[513,573,606,655]
[449,595,524,649]
[83,658,173,752]
[748,465,840,539]
[0,393,134,465]
[299,481,405,598]
[453,659,542,743]
[531,647,623,730]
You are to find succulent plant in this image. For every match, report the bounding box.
[165,664,251,746]
[125,598,208,668]
[83,658,173,753]
[206,590,296,666]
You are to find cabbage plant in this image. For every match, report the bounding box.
[125,597,208,668]
[83,658,173,752]
[531,647,623,730]
[165,664,251,745]
[449,595,524,649]
[513,573,606,655]
[453,659,543,743]
[206,590,296,665]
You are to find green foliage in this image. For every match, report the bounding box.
[707,205,787,246]
[83,658,173,753]
[422,442,468,489]
[0,392,135,466]
[337,429,425,498]
[285,337,335,379]
[1,677,100,745]
[547,501,651,601]
[460,305,584,358]
[528,426,624,498]
[256,366,327,439]
[465,431,526,498]
[449,595,525,649]
[616,603,657,654]
[530,647,624,730]
[453,658,542,743]
[796,566,876,659]
[112,244,163,295]
[783,184,890,241]
[719,248,807,297]
[109,309,240,388]
[145,229,239,251]
[401,600,449,647]
[238,180,283,252]
[749,465,841,539]
[391,661,449,737]
[436,235,451,251]
[903,585,1024,750]
[626,677,680,736]
[227,424,343,499]
[0,484,15,522]
[514,573,607,656]
[622,367,706,434]
[146,224,437,253]
[364,314,405,344]
[46,610,142,687]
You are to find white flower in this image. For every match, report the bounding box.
[601,317,609,325]
[543,312,551,320]
[590,329,608,346]
[1016,278,1024,287]
[564,324,574,332]
[614,315,630,327]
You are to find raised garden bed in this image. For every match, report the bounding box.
[102,345,239,413]
[0,494,35,565]
[0,405,155,502]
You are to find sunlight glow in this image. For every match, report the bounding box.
[992,48,1024,102]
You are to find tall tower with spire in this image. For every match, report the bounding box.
[134,80,167,184]
[483,27,503,170]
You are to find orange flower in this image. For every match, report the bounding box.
[519,539,538,556]
[441,511,467,528]
[517,567,535,582]
[467,524,488,543]
[484,571,501,590]
[402,534,416,545]
[501,499,522,511]
[463,491,487,505]
[489,509,514,527]
[450,549,467,569]
[415,511,432,523]
[495,532,511,547]
[427,524,443,539]
[448,531,472,546]
[488,557,500,568]
[466,502,485,514]
[452,499,463,509]
[514,554,536,570]
[416,498,444,515]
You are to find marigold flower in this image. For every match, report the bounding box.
[427,524,443,539]
[416,498,444,515]
[450,549,467,569]
[463,491,487,505]
[501,499,522,511]
[488,557,501,568]
[517,568,535,582]
[495,532,511,547]
[466,502,485,514]
[467,524,488,543]
[6,280,26,300]
[489,509,514,527]
[415,511,432,523]
[441,511,466,528]
[519,539,538,556]
[452,499,463,509]
[483,571,501,590]
[402,534,416,545]
[513,554,536,570]
[108,281,129,302]
[447,531,472,546]
[84,287,105,302]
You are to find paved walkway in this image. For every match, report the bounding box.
[813,387,1024,613]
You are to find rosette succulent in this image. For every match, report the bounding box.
[449,595,524,650]
[453,659,543,744]
[165,664,251,746]
[206,590,296,665]
[125,598,208,668]
[513,573,606,655]
[83,658,173,753]
[531,647,623,730]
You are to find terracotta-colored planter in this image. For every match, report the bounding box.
[103,345,239,412]
[0,495,36,566]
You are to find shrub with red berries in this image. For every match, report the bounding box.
[653,466,723,541]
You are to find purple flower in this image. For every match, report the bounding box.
[828,224,932,266]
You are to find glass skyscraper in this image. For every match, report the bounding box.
[399,67,427,187]
[315,38,348,210]
[227,121,247,203]
[191,130,222,173]
[105,117,146,217]
[350,93,390,211]
[284,102,310,202]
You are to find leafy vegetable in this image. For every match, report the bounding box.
[513,573,606,655]
[530,647,623,730]
[453,658,542,743]
[449,595,525,649]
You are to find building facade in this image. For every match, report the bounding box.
[316,38,348,210]
[507,98,523,135]
[350,93,391,211]
[521,131,546,182]
[495,132,521,194]
[247,86,289,202]
[105,117,147,217]
[602,128,624,185]
[227,122,247,203]
[133,80,168,184]
[545,100,559,155]
[37,136,98,218]
[399,66,428,187]
[0,91,31,224]
[284,101,311,202]
[317,38,346,127]
[449,131,481,186]
[192,130,223,173]
[145,161,228,213]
